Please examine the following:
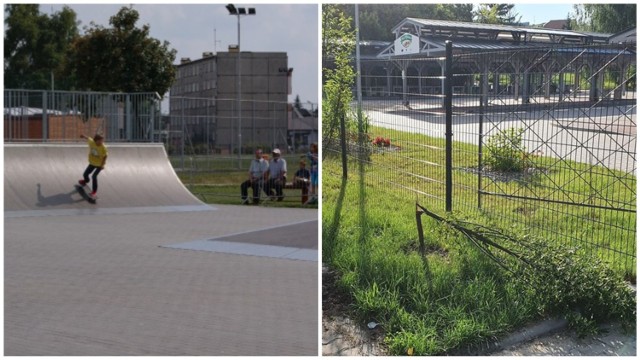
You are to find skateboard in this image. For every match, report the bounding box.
[74,184,96,204]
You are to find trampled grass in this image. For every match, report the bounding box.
[322,126,636,355]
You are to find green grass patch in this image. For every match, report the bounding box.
[351,126,636,277]
[323,126,636,355]
[173,154,317,208]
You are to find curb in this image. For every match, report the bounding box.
[491,318,568,353]
[450,317,568,356]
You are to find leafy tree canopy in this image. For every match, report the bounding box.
[4,4,79,89]
[70,6,177,95]
[322,5,355,141]
[474,4,520,25]
[570,4,636,34]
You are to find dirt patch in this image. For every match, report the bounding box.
[401,241,449,259]
[322,265,387,356]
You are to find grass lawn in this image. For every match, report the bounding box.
[344,126,636,277]
[322,126,635,355]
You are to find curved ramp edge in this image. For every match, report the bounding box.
[5,143,206,212]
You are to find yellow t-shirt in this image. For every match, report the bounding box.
[87,138,108,167]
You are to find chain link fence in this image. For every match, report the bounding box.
[163,96,318,205]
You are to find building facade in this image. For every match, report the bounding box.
[170,51,290,154]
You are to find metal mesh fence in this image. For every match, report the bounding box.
[4,90,318,206]
[326,42,636,275]
[164,96,318,205]
[4,89,161,142]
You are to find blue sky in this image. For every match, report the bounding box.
[45,3,319,104]
[512,3,575,25]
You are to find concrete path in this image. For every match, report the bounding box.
[5,205,318,356]
[493,322,636,356]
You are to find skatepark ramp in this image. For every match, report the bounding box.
[5,143,206,213]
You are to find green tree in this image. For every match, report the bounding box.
[571,4,636,33]
[4,4,79,90]
[322,4,355,150]
[70,6,176,95]
[474,4,520,25]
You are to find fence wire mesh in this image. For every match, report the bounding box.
[163,96,318,206]
[4,89,318,207]
[4,89,161,142]
[325,43,636,276]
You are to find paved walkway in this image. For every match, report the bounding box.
[5,205,318,356]
[493,322,636,356]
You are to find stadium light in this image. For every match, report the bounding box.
[226,4,256,166]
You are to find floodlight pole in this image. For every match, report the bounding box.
[227,4,255,168]
[237,14,241,167]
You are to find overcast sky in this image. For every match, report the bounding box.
[45,3,318,104]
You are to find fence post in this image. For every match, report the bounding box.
[125,94,132,141]
[478,68,485,210]
[445,40,453,212]
[42,91,48,142]
[416,205,425,257]
[181,97,185,170]
[340,109,348,179]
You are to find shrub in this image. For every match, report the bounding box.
[484,128,526,172]
[514,238,636,337]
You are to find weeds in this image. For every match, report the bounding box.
[484,127,527,172]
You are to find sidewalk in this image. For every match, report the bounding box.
[493,322,636,356]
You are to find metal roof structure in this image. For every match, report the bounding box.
[378,17,619,59]
[391,17,610,44]
[609,27,636,45]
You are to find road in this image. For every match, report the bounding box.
[364,98,636,173]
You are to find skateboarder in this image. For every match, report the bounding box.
[78,134,108,199]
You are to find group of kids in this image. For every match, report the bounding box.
[241,143,318,205]
[76,134,318,206]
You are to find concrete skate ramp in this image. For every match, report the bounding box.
[5,143,205,212]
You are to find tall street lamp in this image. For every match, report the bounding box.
[226,4,255,168]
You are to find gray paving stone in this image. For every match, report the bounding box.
[5,206,319,356]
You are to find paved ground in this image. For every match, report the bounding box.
[493,322,636,356]
[5,205,318,356]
